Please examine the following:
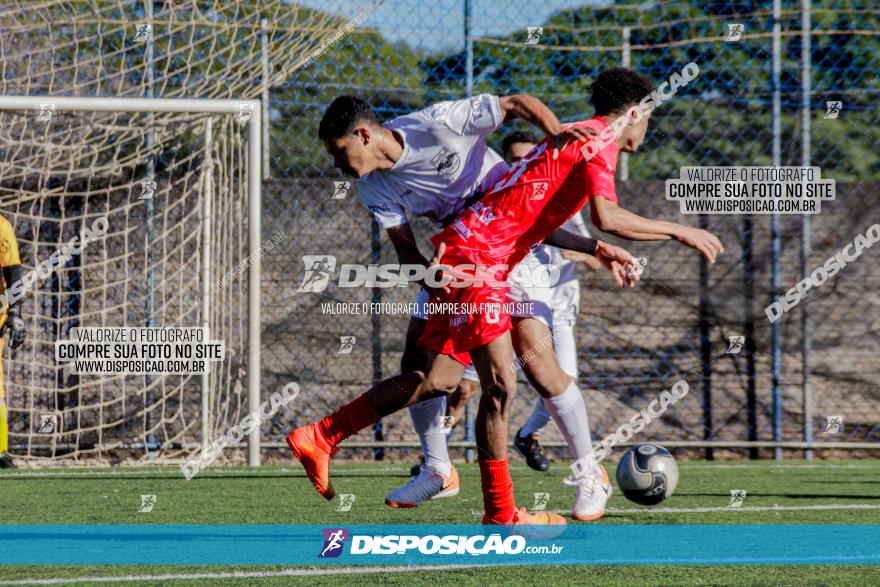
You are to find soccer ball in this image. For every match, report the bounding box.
[615,444,678,505]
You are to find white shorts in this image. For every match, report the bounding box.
[463,246,580,382]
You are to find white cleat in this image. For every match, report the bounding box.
[385,465,460,508]
[566,463,613,521]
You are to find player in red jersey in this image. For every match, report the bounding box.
[288,67,723,527]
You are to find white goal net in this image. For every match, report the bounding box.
[0,0,379,465]
[0,98,258,464]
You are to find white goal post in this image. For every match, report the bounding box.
[0,95,263,466]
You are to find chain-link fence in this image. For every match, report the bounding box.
[2,1,875,463]
[261,0,879,460]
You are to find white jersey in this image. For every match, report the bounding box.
[357,94,508,229]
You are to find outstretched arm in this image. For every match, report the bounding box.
[590,196,724,264]
[543,228,639,288]
[498,94,597,159]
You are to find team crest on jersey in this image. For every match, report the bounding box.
[430,101,453,121]
[431,147,461,175]
[530,181,550,200]
[469,201,497,225]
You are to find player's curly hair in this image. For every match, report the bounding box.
[590,68,655,115]
[501,130,538,158]
[318,95,380,140]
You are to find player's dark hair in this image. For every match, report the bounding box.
[501,131,538,159]
[590,68,655,115]
[318,95,380,140]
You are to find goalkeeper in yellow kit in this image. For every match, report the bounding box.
[0,215,26,468]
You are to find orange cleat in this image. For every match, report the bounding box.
[287,424,336,500]
[510,507,567,526]
[481,507,568,539]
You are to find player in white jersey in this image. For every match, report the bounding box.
[318,94,619,518]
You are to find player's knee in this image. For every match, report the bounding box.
[523,359,569,397]
[482,368,517,402]
[422,370,459,397]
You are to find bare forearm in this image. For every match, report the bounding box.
[501,94,563,137]
[600,208,683,241]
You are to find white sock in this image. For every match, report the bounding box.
[408,397,452,476]
[542,381,597,474]
[519,397,552,437]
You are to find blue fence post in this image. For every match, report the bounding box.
[699,216,713,460]
[743,216,758,459]
[371,217,384,461]
[770,0,784,461]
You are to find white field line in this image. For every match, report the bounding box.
[0,565,481,586]
[466,503,880,516]
[1,461,877,479]
[0,467,404,478]
[678,463,877,469]
[607,503,880,514]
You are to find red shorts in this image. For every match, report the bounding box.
[418,247,513,366]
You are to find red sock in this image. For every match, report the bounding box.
[479,458,517,524]
[317,393,380,447]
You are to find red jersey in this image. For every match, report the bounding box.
[420,117,621,365]
[430,117,619,268]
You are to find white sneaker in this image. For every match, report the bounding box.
[385,465,460,508]
[566,463,613,521]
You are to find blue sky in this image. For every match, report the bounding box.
[293,0,607,52]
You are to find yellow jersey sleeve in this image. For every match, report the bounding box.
[0,217,21,267]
